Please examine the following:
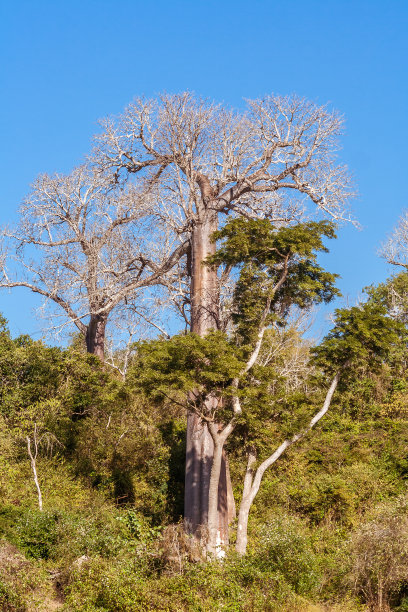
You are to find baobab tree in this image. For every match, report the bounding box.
[0,165,188,358]
[93,92,354,544]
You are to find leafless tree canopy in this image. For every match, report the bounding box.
[381,210,408,268]
[0,165,188,354]
[89,92,354,339]
[0,93,354,346]
[93,92,354,226]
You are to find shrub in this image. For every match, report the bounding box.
[349,497,408,610]
[252,515,321,596]
[0,580,26,612]
[15,510,59,560]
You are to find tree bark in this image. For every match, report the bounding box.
[235,451,256,556]
[85,314,107,359]
[190,210,219,334]
[206,439,225,557]
[184,209,232,547]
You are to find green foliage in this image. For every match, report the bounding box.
[253,515,321,595]
[208,217,340,341]
[0,580,26,612]
[312,299,406,376]
[210,218,337,267]
[63,551,316,611]
[1,242,408,611]
[366,271,408,324]
[15,510,60,560]
[130,331,244,411]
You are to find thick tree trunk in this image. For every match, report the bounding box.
[85,314,107,359]
[184,210,233,547]
[189,211,219,335]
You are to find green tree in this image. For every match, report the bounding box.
[132,218,340,555]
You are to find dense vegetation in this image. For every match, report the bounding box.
[1,271,408,611]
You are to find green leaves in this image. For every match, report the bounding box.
[209,218,337,268]
[312,300,407,375]
[129,331,245,411]
[208,217,340,342]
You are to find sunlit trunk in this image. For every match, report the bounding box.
[184,210,233,547]
[207,440,225,557]
[235,452,256,556]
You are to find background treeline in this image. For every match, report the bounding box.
[1,274,408,611]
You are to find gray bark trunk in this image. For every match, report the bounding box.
[206,440,225,556]
[184,210,232,546]
[235,452,256,556]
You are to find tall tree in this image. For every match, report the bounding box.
[0,166,188,358]
[93,92,354,541]
[132,218,341,555]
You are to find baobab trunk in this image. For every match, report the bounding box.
[184,210,232,546]
[85,313,107,359]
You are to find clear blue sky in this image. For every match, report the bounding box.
[1,0,407,340]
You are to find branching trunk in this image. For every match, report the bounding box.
[205,422,235,557]
[185,209,233,547]
[235,371,341,555]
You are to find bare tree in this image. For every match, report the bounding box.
[0,165,188,358]
[26,422,63,511]
[26,424,43,511]
[104,297,172,380]
[93,92,354,544]
[381,210,408,269]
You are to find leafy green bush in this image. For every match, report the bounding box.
[0,581,26,612]
[15,510,59,560]
[252,515,321,596]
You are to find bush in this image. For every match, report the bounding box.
[15,510,59,560]
[349,497,408,610]
[252,515,321,596]
[0,580,26,612]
